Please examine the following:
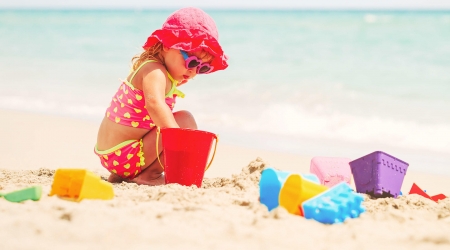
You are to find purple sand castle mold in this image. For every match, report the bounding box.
[302,182,365,224]
[349,151,409,198]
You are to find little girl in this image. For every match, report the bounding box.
[94,7,228,185]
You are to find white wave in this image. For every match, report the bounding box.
[364,14,393,24]
[196,103,450,154]
[0,95,105,121]
[3,93,449,154]
[364,14,378,23]
[442,16,450,23]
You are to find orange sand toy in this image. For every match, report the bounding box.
[49,169,114,201]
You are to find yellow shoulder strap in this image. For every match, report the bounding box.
[173,88,185,98]
[125,60,184,98]
[129,60,157,83]
[166,71,178,85]
[164,72,184,98]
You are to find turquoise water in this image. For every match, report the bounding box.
[1,10,449,174]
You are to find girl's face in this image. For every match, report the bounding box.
[162,47,213,85]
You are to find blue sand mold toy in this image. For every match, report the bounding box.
[259,167,320,211]
[302,182,366,224]
[260,168,289,211]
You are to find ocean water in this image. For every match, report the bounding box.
[1,10,449,174]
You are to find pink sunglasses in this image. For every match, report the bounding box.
[180,50,214,74]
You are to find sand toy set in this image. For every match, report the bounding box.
[258,150,445,224]
[259,167,365,224]
[3,145,446,229]
[1,169,114,204]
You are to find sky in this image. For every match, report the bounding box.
[1,0,450,9]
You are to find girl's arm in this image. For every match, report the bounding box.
[141,68,179,129]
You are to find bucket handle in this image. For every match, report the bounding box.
[155,127,219,172]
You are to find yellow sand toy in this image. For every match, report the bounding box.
[49,169,114,201]
[279,174,328,216]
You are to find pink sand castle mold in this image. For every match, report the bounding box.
[409,183,447,202]
[310,156,352,187]
[350,151,409,198]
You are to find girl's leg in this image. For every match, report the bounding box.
[133,110,197,185]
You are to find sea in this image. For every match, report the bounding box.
[1,9,449,175]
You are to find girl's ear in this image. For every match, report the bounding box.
[162,45,171,52]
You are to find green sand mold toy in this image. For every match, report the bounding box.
[0,186,42,203]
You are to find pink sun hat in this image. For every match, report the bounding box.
[143,7,228,73]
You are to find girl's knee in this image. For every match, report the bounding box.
[174,110,197,129]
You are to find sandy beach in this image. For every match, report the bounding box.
[1,109,449,250]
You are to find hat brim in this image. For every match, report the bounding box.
[143,29,228,73]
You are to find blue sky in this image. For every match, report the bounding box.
[1,0,450,9]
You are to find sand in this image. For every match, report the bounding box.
[1,109,449,250]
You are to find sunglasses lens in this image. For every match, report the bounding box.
[188,60,200,68]
[199,65,211,74]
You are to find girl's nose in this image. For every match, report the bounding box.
[188,68,198,78]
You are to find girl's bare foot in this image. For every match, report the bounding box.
[108,168,165,186]
[133,173,165,186]
[108,172,165,186]
[108,173,129,183]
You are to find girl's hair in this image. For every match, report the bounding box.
[131,42,164,71]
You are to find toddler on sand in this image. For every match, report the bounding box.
[94,7,228,185]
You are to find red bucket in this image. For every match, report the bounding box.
[156,128,218,187]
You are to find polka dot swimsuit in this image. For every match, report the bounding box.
[105,60,185,129]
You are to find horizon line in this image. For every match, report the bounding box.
[1,7,450,11]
